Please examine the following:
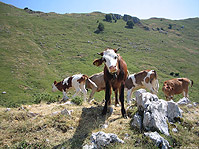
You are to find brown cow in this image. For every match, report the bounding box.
[93,48,128,118]
[125,70,159,104]
[162,78,193,100]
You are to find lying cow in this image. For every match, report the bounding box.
[125,70,159,104]
[162,78,193,100]
[52,74,97,101]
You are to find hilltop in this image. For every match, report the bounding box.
[0,2,199,106]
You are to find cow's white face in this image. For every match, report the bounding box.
[102,49,118,73]
[52,82,58,92]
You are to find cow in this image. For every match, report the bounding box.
[93,48,128,118]
[85,71,120,106]
[52,74,97,101]
[125,70,159,104]
[85,72,105,101]
[162,78,193,100]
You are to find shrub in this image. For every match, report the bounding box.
[97,22,104,32]
[71,96,83,105]
[126,21,134,29]
[105,14,112,22]
[33,93,57,104]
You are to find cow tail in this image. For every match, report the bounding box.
[190,80,193,87]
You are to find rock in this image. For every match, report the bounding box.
[100,123,108,129]
[172,128,178,133]
[187,104,193,108]
[132,112,142,130]
[2,91,6,94]
[82,144,94,149]
[132,89,182,136]
[27,112,38,118]
[5,108,11,112]
[90,131,124,148]
[177,97,191,105]
[144,131,170,149]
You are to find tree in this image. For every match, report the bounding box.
[126,21,134,29]
[105,14,112,22]
[98,23,104,31]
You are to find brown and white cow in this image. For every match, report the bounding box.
[93,48,128,118]
[85,71,119,106]
[52,74,97,101]
[125,70,159,104]
[162,78,193,100]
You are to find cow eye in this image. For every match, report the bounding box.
[114,56,117,59]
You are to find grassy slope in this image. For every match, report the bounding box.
[0,2,199,107]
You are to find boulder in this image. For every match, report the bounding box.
[90,131,124,148]
[177,97,191,105]
[144,131,170,149]
[132,89,182,136]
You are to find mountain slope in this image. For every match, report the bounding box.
[0,2,199,107]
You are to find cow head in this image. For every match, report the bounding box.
[93,48,119,73]
[52,81,58,92]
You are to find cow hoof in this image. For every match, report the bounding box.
[123,114,128,119]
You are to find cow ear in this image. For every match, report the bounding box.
[54,81,57,84]
[114,48,120,53]
[93,58,103,66]
[97,52,103,56]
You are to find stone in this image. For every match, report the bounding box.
[177,97,191,105]
[132,89,182,136]
[172,128,178,133]
[2,91,6,94]
[144,131,170,149]
[90,131,124,148]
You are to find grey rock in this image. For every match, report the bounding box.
[144,131,170,149]
[177,97,191,105]
[91,131,124,148]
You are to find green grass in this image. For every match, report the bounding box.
[0,2,199,107]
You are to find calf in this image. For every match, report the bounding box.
[85,72,105,101]
[93,48,128,118]
[125,70,159,104]
[162,78,193,100]
[85,71,119,106]
[52,74,96,101]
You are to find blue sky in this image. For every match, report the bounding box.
[1,0,199,20]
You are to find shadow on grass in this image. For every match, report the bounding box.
[53,105,111,149]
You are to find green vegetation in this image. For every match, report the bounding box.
[126,20,134,28]
[0,2,199,107]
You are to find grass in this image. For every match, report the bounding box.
[0,2,199,107]
[0,100,198,148]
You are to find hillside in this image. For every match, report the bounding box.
[0,2,199,148]
[0,2,199,107]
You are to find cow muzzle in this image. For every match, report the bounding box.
[109,66,117,73]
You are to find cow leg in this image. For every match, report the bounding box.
[72,88,81,98]
[114,89,119,107]
[88,86,97,102]
[62,90,69,101]
[119,83,127,118]
[127,88,133,105]
[80,83,87,101]
[102,82,111,115]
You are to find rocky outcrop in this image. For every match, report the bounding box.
[132,89,182,136]
[123,14,140,24]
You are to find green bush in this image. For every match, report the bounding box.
[98,22,104,31]
[71,96,83,105]
[126,21,134,29]
[105,14,112,22]
[33,93,57,104]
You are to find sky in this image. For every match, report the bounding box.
[1,0,199,20]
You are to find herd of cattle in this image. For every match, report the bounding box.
[52,48,193,118]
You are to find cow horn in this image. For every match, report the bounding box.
[115,48,120,52]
